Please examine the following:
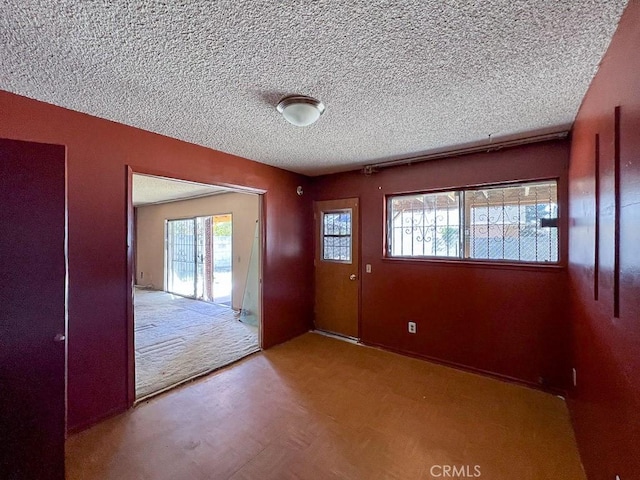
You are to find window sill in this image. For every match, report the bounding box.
[381,256,565,272]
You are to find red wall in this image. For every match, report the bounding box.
[312,141,571,391]
[0,91,314,432]
[567,1,640,478]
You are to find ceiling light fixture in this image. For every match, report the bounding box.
[276,95,325,127]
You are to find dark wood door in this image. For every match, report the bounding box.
[314,198,359,338]
[0,138,67,479]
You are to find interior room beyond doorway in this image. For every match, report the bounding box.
[132,174,261,399]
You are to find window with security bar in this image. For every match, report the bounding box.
[387,180,558,264]
[388,192,461,258]
[322,209,352,262]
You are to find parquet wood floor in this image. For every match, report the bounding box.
[66,332,585,479]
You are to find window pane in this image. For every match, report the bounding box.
[386,181,558,264]
[323,236,351,261]
[323,212,351,235]
[465,182,558,262]
[322,210,352,262]
[388,192,460,257]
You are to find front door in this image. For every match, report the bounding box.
[314,198,359,338]
[0,138,67,479]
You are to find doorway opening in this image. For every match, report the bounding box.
[129,173,262,401]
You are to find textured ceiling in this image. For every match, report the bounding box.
[0,1,628,176]
[133,174,231,206]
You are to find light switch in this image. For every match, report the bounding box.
[365,264,372,273]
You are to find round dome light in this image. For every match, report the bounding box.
[276,95,325,127]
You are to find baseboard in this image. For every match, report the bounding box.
[66,401,129,436]
[362,340,567,397]
[311,329,360,345]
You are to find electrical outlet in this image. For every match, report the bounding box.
[408,321,416,334]
[572,368,577,387]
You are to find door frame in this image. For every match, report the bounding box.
[125,166,265,406]
[313,196,362,340]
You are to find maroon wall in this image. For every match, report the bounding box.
[0,91,314,432]
[567,1,640,478]
[312,141,571,391]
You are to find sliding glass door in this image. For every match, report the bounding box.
[211,215,232,304]
[166,218,198,297]
[165,215,232,303]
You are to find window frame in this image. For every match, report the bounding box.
[385,178,561,266]
[385,190,462,259]
[320,208,353,264]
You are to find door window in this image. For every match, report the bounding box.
[322,209,352,262]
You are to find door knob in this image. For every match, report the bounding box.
[54,333,66,343]
[349,274,357,281]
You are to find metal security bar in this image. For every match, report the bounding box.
[322,209,352,262]
[166,218,197,297]
[388,192,461,258]
[387,180,558,263]
[195,217,206,299]
[465,182,558,262]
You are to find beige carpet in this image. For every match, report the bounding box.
[135,288,259,399]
